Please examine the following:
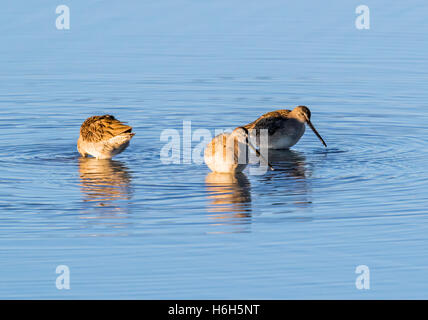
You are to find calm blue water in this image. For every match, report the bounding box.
[1,0,428,299]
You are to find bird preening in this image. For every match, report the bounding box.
[203,126,274,174]
[77,115,135,160]
[77,106,326,173]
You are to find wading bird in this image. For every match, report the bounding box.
[204,126,273,173]
[243,106,327,149]
[77,115,135,159]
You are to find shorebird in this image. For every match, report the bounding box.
[243,105,327,149]
[77,115,135,159]
[204,126,273,173]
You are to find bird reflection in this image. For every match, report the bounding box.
[205,172,252,230]
[78,158,133,215]
[258,149,312,209]
[266,149,308,179]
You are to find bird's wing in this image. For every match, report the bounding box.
[205,132,242,163]
[80,115,132,142]
[206,133,229,158]
[243,109,291,136]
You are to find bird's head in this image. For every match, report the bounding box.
[291,106,327,148]
[291,105,312,123]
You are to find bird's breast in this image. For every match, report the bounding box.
[268,122,305,149]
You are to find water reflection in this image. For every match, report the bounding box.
[78,158,133,215]
[205,172,252,230]
[259,149,312,209]
[266,149,308,179]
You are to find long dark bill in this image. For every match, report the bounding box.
[307,119,327,147]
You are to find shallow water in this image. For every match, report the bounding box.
[1,1,428,298]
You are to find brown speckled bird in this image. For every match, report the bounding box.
[77,115,135,159]
[243,106,327,149]
[204,127,273,173]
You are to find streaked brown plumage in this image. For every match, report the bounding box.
[204,127,274,173]
[243,106,327,149]
[204,128,251,173]
[77,115,135,159]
